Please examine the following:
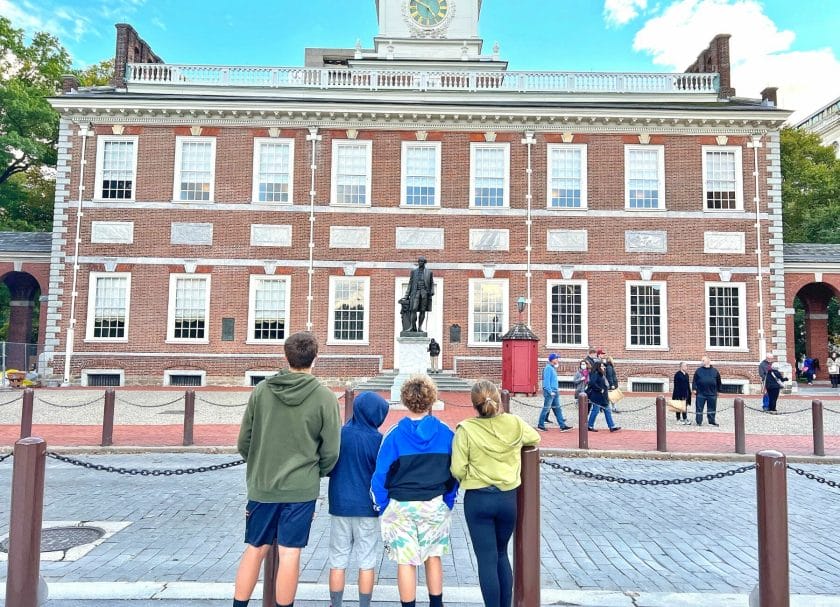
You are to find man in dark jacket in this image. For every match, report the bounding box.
[692,356,722,426]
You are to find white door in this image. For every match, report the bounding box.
[393,277,444,370]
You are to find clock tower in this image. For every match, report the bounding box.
[372,0,490,63]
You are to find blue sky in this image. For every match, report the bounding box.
[2,0,839,121]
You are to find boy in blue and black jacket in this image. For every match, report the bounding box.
[327,391,390,607]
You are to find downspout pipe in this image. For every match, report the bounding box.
[749,134,767,360]
[522,131,536,327]
[305,127,321,332]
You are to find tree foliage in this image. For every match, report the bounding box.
[780,126,840,244]
[75,59,114,87]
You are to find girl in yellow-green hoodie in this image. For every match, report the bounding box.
[450,380,540,607]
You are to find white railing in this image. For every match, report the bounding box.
[798,98,840,129]
[125,64,719,94]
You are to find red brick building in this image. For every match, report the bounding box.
[44,2,793,389]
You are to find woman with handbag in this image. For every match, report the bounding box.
[604,356,622,413]
[672,362,691,425]
[586,362,620,432]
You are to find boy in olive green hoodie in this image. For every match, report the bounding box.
[233,332,341,607]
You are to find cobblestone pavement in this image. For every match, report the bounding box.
[1,454,838,595]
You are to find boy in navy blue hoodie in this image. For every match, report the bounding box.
[327,391,390,607]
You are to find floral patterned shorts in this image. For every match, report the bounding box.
[380,496,452,566]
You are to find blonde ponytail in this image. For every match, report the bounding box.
[471,379,501,418]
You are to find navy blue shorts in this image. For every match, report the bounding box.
[244,499,317,548]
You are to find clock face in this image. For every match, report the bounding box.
[408,0,449,27]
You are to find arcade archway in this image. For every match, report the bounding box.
[0,271,42,372]
[792,282,840,380]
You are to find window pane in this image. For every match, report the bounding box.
[174,278,207,339]
[628,148,661,209]
[101,140,135,199]
[405,145,437,206]
[550,284,582,345]
[472,281,504,343]
[257,142,290,203]
[178,141,213,201]
[473,146,505,207]
[705,150,737,210]
[253,279,287,340]
[629,285,662,346]
[93,276,127,338]
[335,143,368,205]
[708,286,741,347]
[333,279,365,341]
[549,147,582,208]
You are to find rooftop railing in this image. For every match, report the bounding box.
[797,98,840,129]
[125,64,719,95]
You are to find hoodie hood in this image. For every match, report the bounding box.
[395,414,449,448]
[346,391,389,432]
[457,414,528,455]
[265,369,322,406]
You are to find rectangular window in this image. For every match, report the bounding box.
[252,138,293,203]
[626,281,668,349]
[95,136,138,200]
[402,142,441,207]
[706,282,746,349]
[85,272,131,341]
[328,276,370,344]
[625,145,665,210]
[703,146,743,210]
[331,140,372,206]
[470,143,509,208]
[547,144,587,208]
[469,279,508,346]
[547,280,587,347]
[248,276,291,343]
[174,136,216,202]
[167,275,211,342]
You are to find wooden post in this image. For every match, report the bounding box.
[19,388,34,439]
[577,393,588,450]
[655,395,667,452]
[344,384,355,421]
[734,398,746,454]
[101,388,115,447]
[183,389,195,447]
[513,446,540,607]
[262,541,278,606]
[812,400,824,457]
[755,450,790,607]
[501,389,510,413]
[5,437,47,607]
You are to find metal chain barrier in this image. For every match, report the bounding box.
[0,394,22,407]
[194,394,248,408]
[45,452,244,475]
[786,464,840,490]
[744,403,812,415]
[510,396,577,410]
[0,452,12,463]
[823,405,840,415]
[115,395,184,408]
[35,395,102,408]
[540,458,756,485]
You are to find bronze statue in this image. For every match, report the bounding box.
[405,256,434,333]
[398,296,412,333]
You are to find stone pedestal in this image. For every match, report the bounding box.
[391,336,430,403]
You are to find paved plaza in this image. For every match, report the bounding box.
[1,453,839,605]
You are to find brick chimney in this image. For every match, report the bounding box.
[761,87,778,107]
[60,75,80,94]
[685,34,735,98]
[111,23,164,89]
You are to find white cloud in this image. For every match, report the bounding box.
[631,0,840,122]
[604,0,648,27]
[0,0,98,42]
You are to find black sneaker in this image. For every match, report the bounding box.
[537,426,547,432]
[587,427,598,432]
[709,421,720,426]
[609,426,622,432]
[559,425,573,432]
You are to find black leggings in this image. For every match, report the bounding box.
[464,487,517,607]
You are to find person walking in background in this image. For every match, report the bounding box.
[371,375,457,607]
[758,353,775,412]
[802,355,815,385]
[573,360,590,401]
[586,362,620,432]
[828,352,840,389]
[538,353,572,432]
[428,338,441,373]
[584,347,599,370]
[603,355,621,413]
[692,356,722,427]
[450,380,540,607]
[234,332,341,607]
[764,362,788,414]
[327,392,390,607]
[672,362,692,425]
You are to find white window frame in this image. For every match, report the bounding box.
[173,136,216,203]
[401,141,442,208]
[330,139,373,207]
[467,278,509,347]
[85,272,131,342]
[81,369,125,387]
[702,145,744,212]
[251,137,294,204]
[94,135,139,202]
[625,280,669,350]
[705,281,748,352]
[166,274,211,344]
[244,370,275,387]
[624,145,665,211]
[545,279,588,349]
[327,276,370,345]
[163,369,206,387]
[546,144,588,209]
[627,377,670,393]
[469,142,510,209]
[246,275,292,344]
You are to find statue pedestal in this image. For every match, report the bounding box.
[391,335,431,404]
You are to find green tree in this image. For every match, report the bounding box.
[75,59,114,87]
[780,126,840,244]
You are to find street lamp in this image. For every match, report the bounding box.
[517,297,527,322]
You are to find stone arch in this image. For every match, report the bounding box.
[791,281,840,380]
[0,270,43,372]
